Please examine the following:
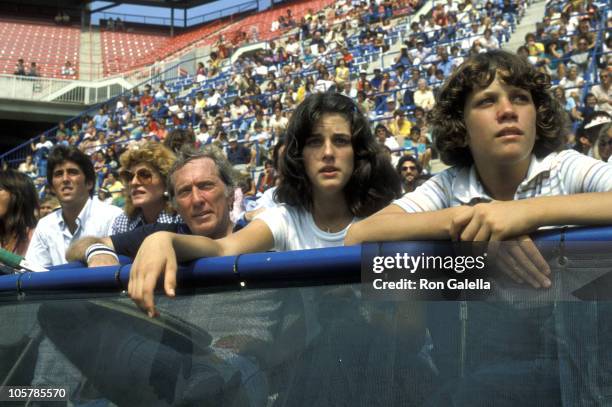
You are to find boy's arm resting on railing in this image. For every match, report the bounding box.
[344,205,469,245]
[346,192,612,246]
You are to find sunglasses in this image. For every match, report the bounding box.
[119,168,155,184]
[401,166,417,172]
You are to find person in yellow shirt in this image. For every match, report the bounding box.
[525,33,544,57]
[103,171,124,206]
[388,109,412,147]
[334,59,350,89]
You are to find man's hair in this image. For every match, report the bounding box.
[166,145,235,204]
[163,128,196,154]
[396,155,422,175]
[429,50,569,167]
[0,170,38,245]
[275,92,401,217]
[119,142,176,218]
[46,145,96,196]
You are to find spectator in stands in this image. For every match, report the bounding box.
[18,155,37,179]
[139,90,154,110]
[249,129,270,167]
[357,90,374,115]
[31,135,53,179]
[574,17,595,49]
[226,138,251,166]
[554,85,581,122]
[39,195,60,219]
[388,109,412,146]
[249,110,269,135]
[396,155,424,194]
[26,146,122,267]
[581,92,599,121]
[375,123,400,154]
[102,171,124,206]
[255,159,276,195]
[559,65,585,99]
[575,111,606,155]
[525,32,544,57]
[93,108,109,131]
[481,28,500,50]
[111,143,179,234]
[568,35,591,74]
[413,79,435,111]
[590,69,611,115]
[14,59,26,76]
[315,70,335,93]
[269,106,288,139]
[195,62,206,83]
[28,62,39,77]
[435,46,455,77]
[347,49,612,286]
[334,59,350,89]
[0,170,38,256]
[61,61,75,76]
[125,92,401,316]
[55,121,70,140]
[206,88,223,116]
[285,35,300,61]
[162,128,195,155]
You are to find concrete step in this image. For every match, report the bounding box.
[503,0,548,53]
[80,26,103,80]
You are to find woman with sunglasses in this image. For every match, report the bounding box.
[111,142,180,234]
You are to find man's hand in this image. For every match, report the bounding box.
[128,232,177,318]
[449,201,538,242]
[449,202,551,289]
[489,236,551,289]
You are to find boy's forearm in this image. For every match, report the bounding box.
[346,206,463,245]
[527,192,612,228]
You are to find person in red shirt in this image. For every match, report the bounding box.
[139,90,154,110]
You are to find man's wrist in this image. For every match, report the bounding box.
[85,243,118,264]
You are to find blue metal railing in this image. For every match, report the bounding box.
[1,226,611,298]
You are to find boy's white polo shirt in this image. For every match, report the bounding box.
[394,150,612,212]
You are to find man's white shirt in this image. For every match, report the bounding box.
[26,198,122,267]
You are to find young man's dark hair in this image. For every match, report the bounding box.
[46,145,96,197]
[430,49,569,167]
[395,154,422,176]
[276,92,401,217]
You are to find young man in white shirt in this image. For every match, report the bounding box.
[26,146,122,267]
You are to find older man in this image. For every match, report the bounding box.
[67,146,235,264]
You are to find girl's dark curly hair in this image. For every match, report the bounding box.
[275,92,401,217]
[429,50,569,167]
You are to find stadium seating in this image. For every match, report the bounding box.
[0,19,80,79]
[101,31,167,76]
